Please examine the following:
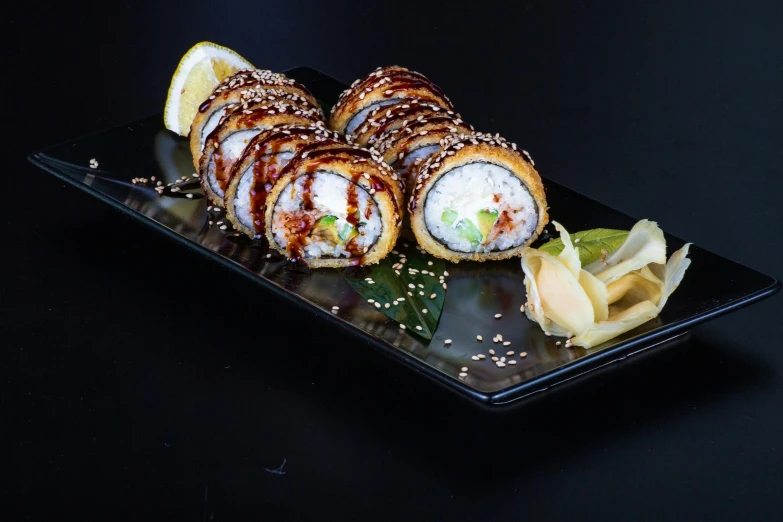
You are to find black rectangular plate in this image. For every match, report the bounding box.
[28,67,780,406]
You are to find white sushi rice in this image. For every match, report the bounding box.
[207,129,262,198]
[423,162,538,253]
[233,151,295,234]
[199,107,227,152]
[272,172,382,258]
[399,144,440,187]
[345,99,404,135]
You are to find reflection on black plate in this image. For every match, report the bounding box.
[28,67,780,405]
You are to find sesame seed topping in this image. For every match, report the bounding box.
[415,326,422,331]
[477,354,486,359]
[471,356,480,361]
[508,360,517,365]
[491,356,499,362]
[444,339,452,345]
[477,335,483,341]
[494,313,502,319]
[461,367,468,372]
[520,352,528,357]
[506,350,514,355]
[430,293,437,299]
[458,372,467,378]
[400,324,406,330]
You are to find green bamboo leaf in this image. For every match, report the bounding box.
[341,242,446,340]
[539,228,629,265]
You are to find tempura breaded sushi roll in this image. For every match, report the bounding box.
[189,69,321,169]
[409,133,548,262]
[199,101,322,206]
[375,115,474,192]
[347,99,458,147]
[224,124,344,238]
[329,66,454,135]
[264,144,403,267]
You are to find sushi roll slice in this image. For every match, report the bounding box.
[264,143,404,267]
[329,66,454,136]
[409,132,548,262]
[189,69,321,170]
[224,124,344,238]
[347,99,458,147]
[199,100,322,206]
[374,115,474,194]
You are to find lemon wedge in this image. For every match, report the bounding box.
[164,42,254,136]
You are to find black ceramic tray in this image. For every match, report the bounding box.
[28,67,780,406]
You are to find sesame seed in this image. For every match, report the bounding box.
[443,271,449,277]
[508,360,517,365]
[506,350,514,356]
[476,335,483,341]
[407,292,413,296]
[219,225,227,230]
[186,194,194,199]
[374,302,381,309]
[385,303,390,309]
[556,341,562,346]
[503,341,511,347]
[520,305,525,312]
[442,283,447,290]
[492,357,499,362]
[332,306,339,310]
[430,293,437,299]
[574,238,581,243]
[417,284,424,288]
[471,355,480,361]
[494,313,502,319]
[444,339,452,345]
[266,253,271,258]
[520,352,528,357]
[500,357,506,362]
[418,291,424,296]
[460,367,468,372]
[600,248,608,255]
[477,354,486,359]
[400,324,406,330]
[489,349,496,355]
[408,284,415,289]
[497,334,503,341]
[422,309,428,314]
[458,372,467,378]
[415,326,422,331]
[497,362,506,368]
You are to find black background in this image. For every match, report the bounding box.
[4,1,783,520]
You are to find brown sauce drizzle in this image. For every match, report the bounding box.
[341,69,451,113]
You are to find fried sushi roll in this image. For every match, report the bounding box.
[199,101,322,206]
[409,133,548,262]
[375,115,474,194]
[189,69,321,170]
[347,99,458,147]
[329,66,454,136]
[264,144,403,267]
[224,124,344,238]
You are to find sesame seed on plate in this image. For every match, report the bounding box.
[508,360,517,365]
[476,335,483,341]
[503,341,511,347]
[219,225,227,230]
[489,349,495,355]
[497,362,506,368]
[477,354,486,359]
[471,355,479,361]
[520,352,528,357]
[494,313,502,319]
[444,339,452,345]
[500,357,506,362]
[458,372,467,378]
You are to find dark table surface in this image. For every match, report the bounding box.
[5,1,783,520]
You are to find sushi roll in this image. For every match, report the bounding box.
[199,100,322,206]
[224,124,344,238]
[189,69,321,170]
[374,114,474,194]
[264,143,404,267]
[347,99,458,147]
[329,66,454,136]
[409,132,548,262]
